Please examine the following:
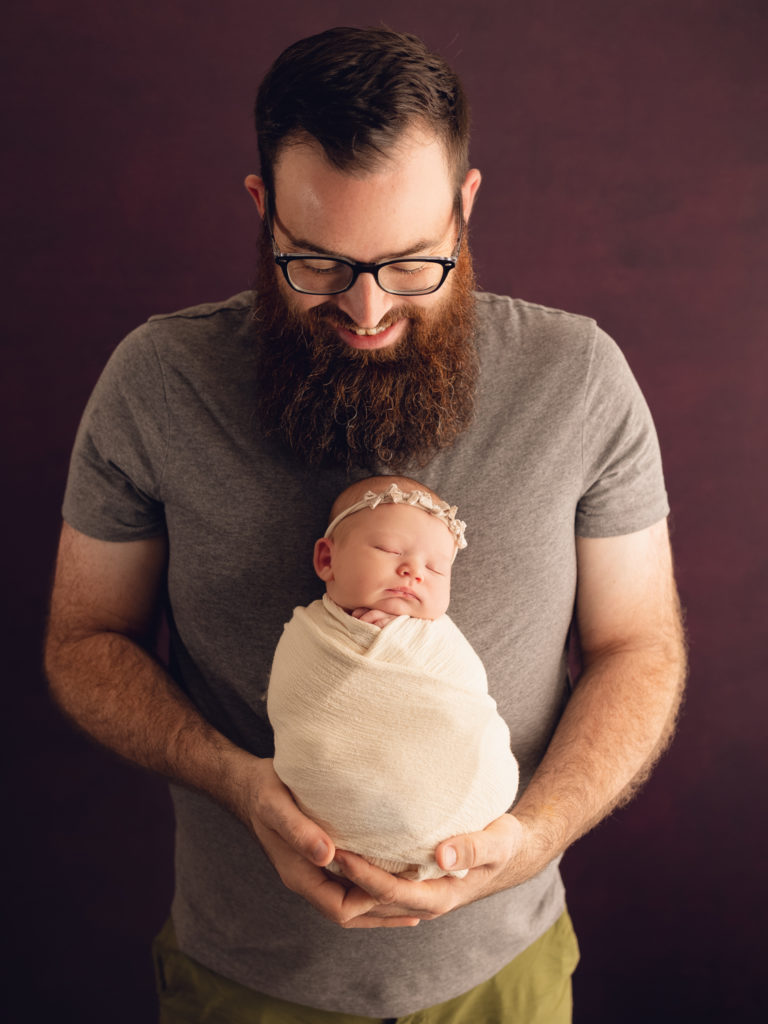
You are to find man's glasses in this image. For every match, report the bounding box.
[265,193,463,296]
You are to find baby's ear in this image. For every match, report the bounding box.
[313,537,334,581]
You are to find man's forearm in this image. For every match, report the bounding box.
[44,525,356,924]
[45,629,252,819]
[506,637,686,882]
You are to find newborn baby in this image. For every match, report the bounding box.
[267,476,519,880]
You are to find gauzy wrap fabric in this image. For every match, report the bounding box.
[268,594,519,880]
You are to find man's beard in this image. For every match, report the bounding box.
[252,232,478,471]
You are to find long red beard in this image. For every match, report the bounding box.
[252,231,478,471]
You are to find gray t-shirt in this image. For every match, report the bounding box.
[63,290,669,1017]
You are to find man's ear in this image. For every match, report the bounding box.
[313,538,334,581]
[460,167,482,221]
[244,174,267,219]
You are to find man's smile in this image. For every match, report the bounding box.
[335,319,407,350]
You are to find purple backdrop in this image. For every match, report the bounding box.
[3,1,765,1020]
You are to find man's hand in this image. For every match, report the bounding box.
[237,757,422,928]
[330,813,538,924]
[351,607,398,627]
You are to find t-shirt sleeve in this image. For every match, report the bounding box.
[575,325,669,537]
[62,324,169,541]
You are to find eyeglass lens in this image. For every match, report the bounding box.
[286,258,446,295]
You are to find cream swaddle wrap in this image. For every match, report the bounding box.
[268,593,519,880]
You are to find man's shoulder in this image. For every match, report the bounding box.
[474,291,596,335]
[114,291,256,365]
[146,291,255,328]
[472,292,599,374]
[98,291,257,399]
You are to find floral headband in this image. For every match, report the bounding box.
[324,482,467,555]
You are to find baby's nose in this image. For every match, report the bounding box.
[398,562,423,582]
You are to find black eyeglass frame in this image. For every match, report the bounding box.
[264,192,464,296]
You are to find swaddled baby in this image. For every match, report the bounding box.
[267,476,519,880]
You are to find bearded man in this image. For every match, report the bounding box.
[45,27,686,1024]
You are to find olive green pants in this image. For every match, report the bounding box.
[153,910,579,1023]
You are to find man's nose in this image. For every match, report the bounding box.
[333,272,397,329]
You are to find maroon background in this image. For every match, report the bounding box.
[3,1,766,1020]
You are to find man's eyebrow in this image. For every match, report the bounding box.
[278,222,441,262]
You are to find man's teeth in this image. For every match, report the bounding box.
[350,324,389,336]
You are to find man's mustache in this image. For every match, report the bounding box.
[306,302,422,332]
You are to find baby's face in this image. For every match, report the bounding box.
[320,503,455,620]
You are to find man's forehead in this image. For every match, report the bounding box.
[271,130,454,212]
[270,133,456,260]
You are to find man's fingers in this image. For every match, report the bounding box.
[256,829,363,923]
[252,759,335,866]
[436,814,521,873]
[333,851,450,920]
[300,864,420,928]
[275,807,334,866]
[334,852,406,902]
[345,915,421,929]
[436,836,475,872]
[248,764,424,929]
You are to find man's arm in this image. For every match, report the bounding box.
[495,517,686,871]
[333,518,687,919]
[45,523,418,928]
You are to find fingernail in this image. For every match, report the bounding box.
[442,845,457,868]
[312,840,330,863]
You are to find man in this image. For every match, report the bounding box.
[45,26,686,1023]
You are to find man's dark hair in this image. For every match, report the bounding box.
[254,26,470,195]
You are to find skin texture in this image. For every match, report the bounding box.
[45,129,686,929]
[314,502,455,621]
